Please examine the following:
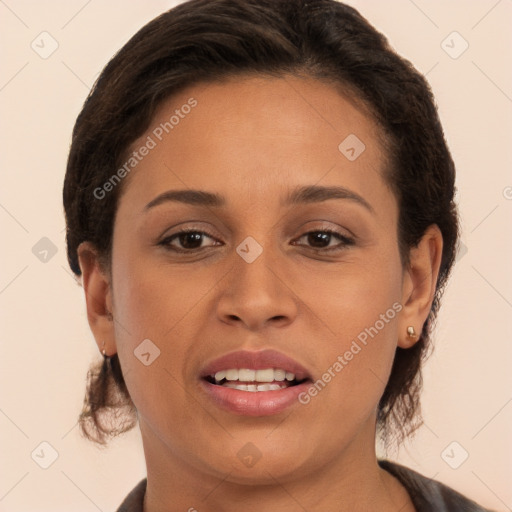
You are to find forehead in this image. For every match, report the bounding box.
[117,74,391,212]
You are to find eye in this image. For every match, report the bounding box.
[292,229,354,252]
[159,229,221,252]
[158,228,354,254]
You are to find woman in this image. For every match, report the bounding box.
[63,0,494,510]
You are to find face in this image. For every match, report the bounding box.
[96,75,412,484]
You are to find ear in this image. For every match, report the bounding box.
[77,241,116,356]
[398,224,443,349]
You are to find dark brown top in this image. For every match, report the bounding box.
[115,459,496,511]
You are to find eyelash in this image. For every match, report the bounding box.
[158,228,355,254]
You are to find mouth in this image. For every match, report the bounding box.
[203,368,308,391]
[199,349,313,416]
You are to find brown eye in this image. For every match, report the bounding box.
[160,230,220,252]
[293,230,354,252]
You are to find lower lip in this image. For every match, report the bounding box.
[200,379,311,416]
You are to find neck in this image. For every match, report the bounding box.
[140,418,414,512]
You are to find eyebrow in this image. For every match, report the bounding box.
[144,185,374,213]
[285,185,374,213]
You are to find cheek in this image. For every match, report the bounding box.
[295,245,403,417]
[111,246,219,340]
[291,238,403,344]
[109,249,225,409]
[297,296,401,448]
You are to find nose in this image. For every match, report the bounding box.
[216,243,299,331]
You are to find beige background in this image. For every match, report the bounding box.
[1,0,511,510]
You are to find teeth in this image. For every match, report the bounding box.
[214,368,296,383]
[223,382,289,392]
[225,369,238,381]
[274,369,286,381]
[214,370,226,381]
[238,369,256,381]
[255,369,274,382]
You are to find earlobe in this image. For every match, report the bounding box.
[401,325,419,349]
[397,225,443,349]
[77,242,116,356]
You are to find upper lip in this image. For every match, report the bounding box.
[200,349,312,381]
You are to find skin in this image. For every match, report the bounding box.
[78,75,442,512]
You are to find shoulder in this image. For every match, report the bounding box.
[116,478,147,512]
[379,460,496,512]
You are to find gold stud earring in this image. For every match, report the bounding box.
[406,326,417,341]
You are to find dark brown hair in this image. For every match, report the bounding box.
[64,0,459,446]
